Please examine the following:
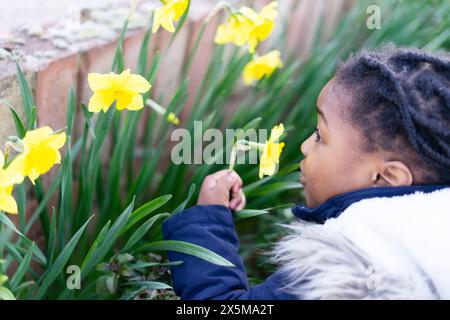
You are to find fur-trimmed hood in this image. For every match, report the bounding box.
[272,186,450,299]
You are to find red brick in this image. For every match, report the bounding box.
[152,22,189,107]
[123,28,157,73]
[182,3,219,121]
[35,54,78,131]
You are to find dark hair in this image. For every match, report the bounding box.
[335,45,450,184]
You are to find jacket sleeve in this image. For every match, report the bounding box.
[161,204,297,300]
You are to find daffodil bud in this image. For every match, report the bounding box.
[167,112,180,125]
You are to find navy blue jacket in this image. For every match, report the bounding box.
[162,184,449,300]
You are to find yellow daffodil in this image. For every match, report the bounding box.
[215,2,278,53]
[13,127,66,185]
[0,151,24,214]
[259,123,285,179]
[241,2,278,53]
[228,123,285,179]
[243,50,283,85]
[88,69,151,113]
[152,0,189,33]
[214,14,253,46]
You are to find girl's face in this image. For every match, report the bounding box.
[299,78,387,207]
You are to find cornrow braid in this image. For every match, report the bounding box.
[336,45,450,184]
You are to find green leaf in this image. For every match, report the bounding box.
[138,240,235,267]
[66,87,76,136]
[26,174,62,233]
[14,280,35,297]
[81,221,111,270]
[171,184,195,215]
[16,183,27,233]
[121,195,172,234]
[130,261,183,269]
[0,212,46,265]
[58,137,73,249]
[8,106,26,138]
[81,200,134,277]
[242,117,262,131]
[34,215,94,299]
[123,213,170,252]
[47,208,57,265]
[122,281,171,290]
[9,243,34,291]
[81,103,95,138]
[137,13,154,75]
[245,181,303,197]
[233,209,269,221]
[111,18,129,72]
[28,106,37,130]
[15,63,34,127]
[88,106,115,171]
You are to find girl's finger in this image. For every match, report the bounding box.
[235,190,246,211]
[229,196,239,210]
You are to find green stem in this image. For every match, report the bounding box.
[228,140,264,171]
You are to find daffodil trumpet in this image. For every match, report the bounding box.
[145,98,180,125]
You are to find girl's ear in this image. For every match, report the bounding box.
[372,161,414,187]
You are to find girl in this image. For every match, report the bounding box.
[162,46,450,299]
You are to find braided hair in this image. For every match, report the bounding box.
[335,45,450,184]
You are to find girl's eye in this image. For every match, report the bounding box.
[314,128,322,142]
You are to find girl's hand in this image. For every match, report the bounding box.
[197,170,246,211]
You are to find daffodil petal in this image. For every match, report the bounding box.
[269,123,284,142]
[48,133,66,150]
[31,147,57,173]
[0,165,24,187]
[125,94,144,111]
[173,0,189,20]
[240,7,258,20]
[0,189,18,214]
[88,93,111,113]
[125,74,151,93]
[160,10,176,33]
[23,126,53,146]
[28,168,39,185]
[88,73,112,91]
[0,150,4,168]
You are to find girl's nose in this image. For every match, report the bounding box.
[300,134,314,156]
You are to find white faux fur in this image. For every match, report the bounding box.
[271,187,450,299]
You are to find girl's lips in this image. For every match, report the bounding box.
[299,161,306,184]
[300,175,307,185]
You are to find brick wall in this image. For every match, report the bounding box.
[0,0,352,145]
